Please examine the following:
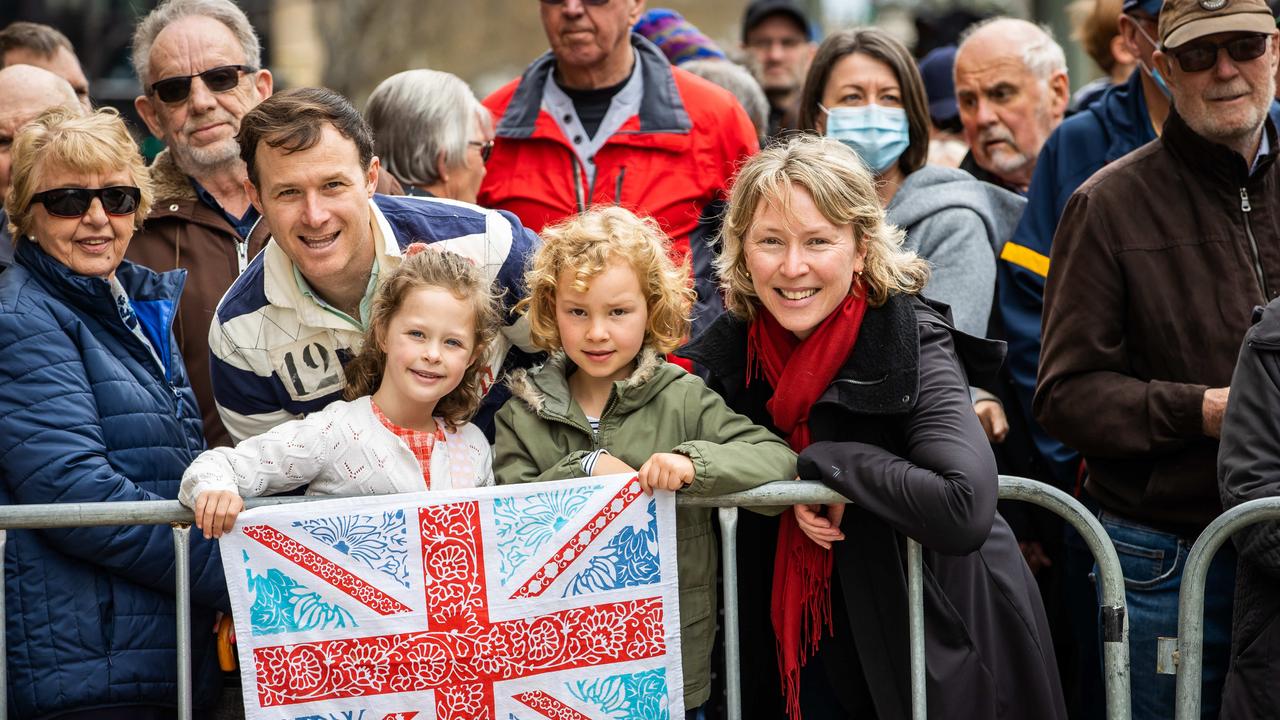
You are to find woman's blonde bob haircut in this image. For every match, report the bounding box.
[6,107,153,240]
[519,206,694,355]
[717,134,929,320]
[343,247,502,431]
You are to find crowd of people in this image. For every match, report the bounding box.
[1,0,1280,718]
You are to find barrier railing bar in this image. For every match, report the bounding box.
[0,478,1128,720]
[998,475,1131,720]
[718,507,742,720]
[907,538,926,720]
[1173,497,1280,720]
[173,524,193,720]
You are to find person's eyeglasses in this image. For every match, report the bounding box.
[538,0,611,6]
[30,187,142,218]
[1170,34,1269,73]
[148,65,255,104]
[469,140,494,163]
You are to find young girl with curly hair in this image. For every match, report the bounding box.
[494,206,796,717]
[180,247,502,539]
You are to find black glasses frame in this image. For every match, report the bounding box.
[148,64,256,104]
[468,140,495,163]
[30,186,142,218]
[1171,34,1270,73]
[538,0,612,6]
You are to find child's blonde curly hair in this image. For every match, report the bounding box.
[518,206,694,354]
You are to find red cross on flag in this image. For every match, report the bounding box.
[219,473,685,719]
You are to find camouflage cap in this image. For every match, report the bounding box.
[1160,0,1276,48]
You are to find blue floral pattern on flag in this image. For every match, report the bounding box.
[569,667,670,719]
[492,486,600,585]
[245,550,358,636]
[564,499,660,597]
[293,511,409,588]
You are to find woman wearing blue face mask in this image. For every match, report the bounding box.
[797,28,1025,344]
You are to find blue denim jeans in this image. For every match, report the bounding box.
[1096,513,1235,720]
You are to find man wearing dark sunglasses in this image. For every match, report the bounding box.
[1037,1,1280,719]
[125,0,273,448]
[478,0,760,349]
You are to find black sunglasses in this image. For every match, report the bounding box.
[1171,34,1269,73]
[31,186,142,218]
[468,140,494,163]
[539,0,611,5]
[148,64,255,104]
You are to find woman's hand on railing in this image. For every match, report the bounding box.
[193,490,245,540]
[793,502,846,549]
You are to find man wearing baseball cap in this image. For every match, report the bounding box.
[1037,1,1280,717]
[740,0,816,137]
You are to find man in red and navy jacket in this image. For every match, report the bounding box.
[478,0,758,337]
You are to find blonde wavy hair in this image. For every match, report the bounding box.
[6,107,153,240]
[717,134,929,320]
[343,248,502,430]
[519,206,694,354]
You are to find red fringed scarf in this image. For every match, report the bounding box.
[747,291,868,720]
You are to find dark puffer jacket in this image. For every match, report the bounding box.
[0,240,228,717]
[1218,297,1280,720]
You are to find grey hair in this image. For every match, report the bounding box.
[959,17,1067,83]
[680,59,769,144]
[364,69,490,189]
[131,0,262,88]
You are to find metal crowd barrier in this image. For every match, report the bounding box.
[0,475,1129,720]
[1173,497,1280,720]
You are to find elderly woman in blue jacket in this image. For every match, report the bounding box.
[0,107,227,719]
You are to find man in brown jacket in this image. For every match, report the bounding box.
[126,0,273,447]
[1035,0,1280,717]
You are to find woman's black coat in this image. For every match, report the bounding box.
[681,294,1067,720]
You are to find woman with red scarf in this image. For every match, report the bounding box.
[680,135,1065,720]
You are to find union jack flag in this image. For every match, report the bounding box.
[220,473,684,719]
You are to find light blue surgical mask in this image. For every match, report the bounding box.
[1133,20,1173,101]
[821,103,911,175]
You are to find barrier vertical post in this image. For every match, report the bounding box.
[0,529,7,720]
[1174,498,1280,720]
[719,507,742,720]
[172,524,193,720]
[907,538,927,720]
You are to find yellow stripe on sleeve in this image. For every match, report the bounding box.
[1000,242,1050,278]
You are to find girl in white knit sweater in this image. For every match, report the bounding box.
[180,246,502,539]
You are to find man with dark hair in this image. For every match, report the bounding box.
[126,0,274,446]
[0,21,90,111]
[1037,0,1280,716]
[740,0,816,137]
[211,88,537,443]
[477,0,758,341]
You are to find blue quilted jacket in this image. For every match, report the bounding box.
[0,240,228,717]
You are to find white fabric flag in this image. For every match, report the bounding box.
[218,473,685,719]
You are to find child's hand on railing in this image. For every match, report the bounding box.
[637,452,694,495]
[193,490,245,540]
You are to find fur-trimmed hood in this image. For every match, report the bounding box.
[148,148,199,203]
[505,346,680,422]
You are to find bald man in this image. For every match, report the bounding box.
[0,64,81,268]
[955,18,1071,193]
[0,21,91,112]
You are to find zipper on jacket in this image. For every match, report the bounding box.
[1240,187,1271,300]
[572,155,587,214]
[236,236,248,274]
[614,166,626,205]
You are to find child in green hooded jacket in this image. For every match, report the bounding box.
[494,206,797,714]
